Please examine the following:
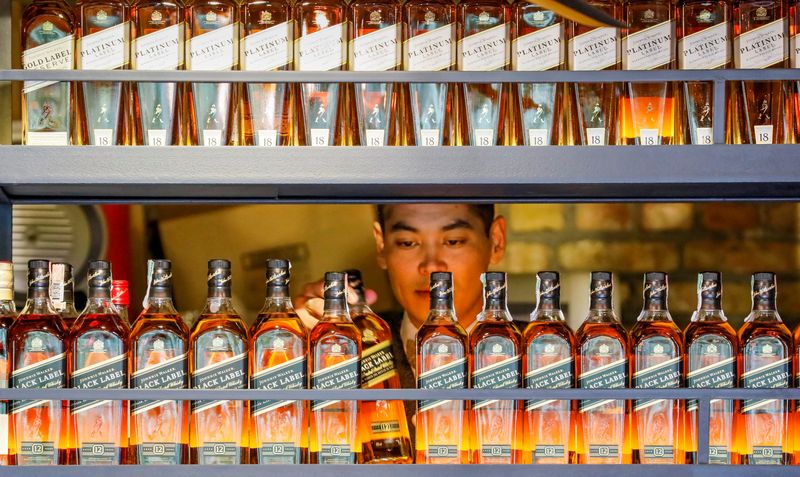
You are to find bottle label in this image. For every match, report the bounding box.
[19,441,56,464]
[202,129,223,146]
[528,128,549,146]
[474,128,495,146]
[260,442,300,464]
[190,352,247,413]
[93,129,114,146]
[458,24,509,71]
[741,355,790,413]
[481,444,512,458]
[643,445,674,460]
[310,355,359,411]
[695,127,713,145]
[791,33,799,67]
[578,357,627,412]
[679,21,730,70]
[310,128,330,146]
[524,356,572,411]
[471,354,521,409]
[133,23,184,70]
[639,128,659,145]
[250,355,306,416]
[140,442,179,464]
[754,125,773,144]
[420,129,440,145]
[297,22,345,71]
[427,445,458,459]
[586,127,606,145]
[78,442,120,465]
[751,446,784,465]
[568,27,618,70]
[734,19,787,69]
[622,20,674,70]
[405,24,455,71]
[199,442,238,461]
[361,340,397,387]
[417,357,467,412]
[370,420,401,433]
[78,22,129,70]
[589,444,619,458]
[632,355,681,411]
[255,129,278,146]
[146,129,168,146]
[512,23,562,71]
[351,24,400,71]
[0,413,7,457]
[22,35,74,93]
[9,351,66,414]
[320,443,352,463]
[71,353,127,414]
[25,132,69,146]
[130,352,189,415]
[188,24,237,71]
[709,446,729,465]
[241,21,292,71]
[686,355,735,412]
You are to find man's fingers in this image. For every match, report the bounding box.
[364,288,378,306]
[296,297,324,329]
[294,280,325,310]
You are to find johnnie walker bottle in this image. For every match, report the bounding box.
[511,0,566,146]
[0,262,16,466]
[70,260,129,465]
[249,259,309,464]
[308,272,362,464]
[620,0,678,145]
[629,272,683,464]
[8,260,69,465]
[566,0,621,145]
[457,0,511,146]
[683,272,738,465]
[791,2,799,143]
[294,0,347,146]
[575,272,630,464]
[186,0,239,146]
[348,0,401,146]
[346,270,412,464]
[469,272,522,464]
[131,0,185,146]
[678,0,732,145]
[416,271,470,464]
[240,0,294,146]
[21,0,76,145]
[522,271,576,464]
[50,262,79,329]
[733,0,789,144]
[76,0,130,146]
[403,0,457,146]
[738,272,792,465]
[129,259,190,465]
[189,260,249,464]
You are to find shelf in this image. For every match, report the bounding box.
[1,145,800,203]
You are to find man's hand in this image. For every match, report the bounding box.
[293,279,378,329]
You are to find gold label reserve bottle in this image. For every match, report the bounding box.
[0,262,16,466]
[129,259,190,465]
[576,272,630,464]
[189,260,249,464]
[522,271,576,464]
[683,272,738,464]
[21,0,75,145]
[249,259,308,464]
[629,272,683,464]
[8,260,69,465]
[309,272,362,463]
[416,272,470,464]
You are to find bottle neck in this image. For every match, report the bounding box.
[644,297,668,312]
[699,297,722,311]
[24,287,55,315]
[752,299,777,312]
[263,293,296,313]
[203,294,236,315]
[143,295,179,315]
[590,296,611,311]
[208,286,231,299]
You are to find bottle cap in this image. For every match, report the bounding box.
[643,271,668,302]
[88,260,112,289]
[751,272,776,302]
[0,261,12,300]
[536,271,560,301]
[112,280,129,306]
[698,271,722,303]
[323,272,347,300]
[27,259,50,289]
[590,271,613,303]
[345,269,363,291]
[207,259,232,288]
[151,260,173,290]
[430,272,453,302]
[482,271,506,302]
[266,259,291,288]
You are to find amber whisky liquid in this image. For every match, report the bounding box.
[0,262,16,466]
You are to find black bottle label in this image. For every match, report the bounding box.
[71,353,127,413]
[10,351,67,414]
[417,357,467,412]
[251,355,307,416]
[471,354,521,410]
[260,442,301,464]
[686,355,735,412]
[131,352,189,414]
[524,356,573,411]
[360,341,397,387]
[578,357,627,412]
[310,355,360,411]
[633,338,681,411]
[741,336,790,414]
[190,352,248,413]
[319,443,353,464]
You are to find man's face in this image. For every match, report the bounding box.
[373,204,506,328]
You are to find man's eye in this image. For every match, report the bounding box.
[445,238,466,246]
[396,240,417,248]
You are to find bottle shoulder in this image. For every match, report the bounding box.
[469,320,521,346]
[684,320,738,347]
[739,319,793,346]
[190,313,250,341]
[11,312,68,339]
[630,319,683,344]
[131,313,190,339]
[523,320,576,347]
[251,312,307,340]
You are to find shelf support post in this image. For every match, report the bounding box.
[696,397,711,464]
[712,79,726,145]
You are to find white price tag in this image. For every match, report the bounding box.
[146,129,167,146]
[586,127,605,146]
[256,129,278,147]
[474,129,495,146]
[93,129,114,146]
[202,129,223,146]
[754,125,773,144]
[639,128,659,145]
[695,127,713,145]
[365,129,385,146]
[310,128,330,146]
[420,129,440,146]
[26,131,69,146]
[527,128,549,146]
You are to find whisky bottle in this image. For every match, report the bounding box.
[738,272,792,465]
[678,0,731,145]
[0,262,16,466]
[346,269,412,464]
[309,272,362,464]
[186,0,238,146]
[249,259,308,464]
[76,0,130,146]
[348,0,401,146]
[791,4,799,144]
[629,272,683,464]
[8,260,69,465]
[511,1,565,146]
[131,0,184,146]
[50,262,79,330]
[21,0,75,145]
[416,271,470,464]
[620,0,677,145]
[575,272,630,464]
[566,0,620,145]
[733,0,789,144]
[129,259,189,465]
[70,260,129,465]
[522,271,576,464]
[294,0,347,146]
[469,272,522,464]
[189,260,249,464]
[240,0,294,147]
[457,0,511,146]
[683,272,738,465]
[403,0,457,146]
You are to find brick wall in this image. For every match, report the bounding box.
[498,203,800,331]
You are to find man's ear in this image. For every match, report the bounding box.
[372,221,387,270]
[489,215,507,265]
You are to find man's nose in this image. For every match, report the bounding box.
[418,245,447,276]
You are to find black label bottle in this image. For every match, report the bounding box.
[0,262,17,466]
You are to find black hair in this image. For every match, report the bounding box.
[376,204,496,237]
